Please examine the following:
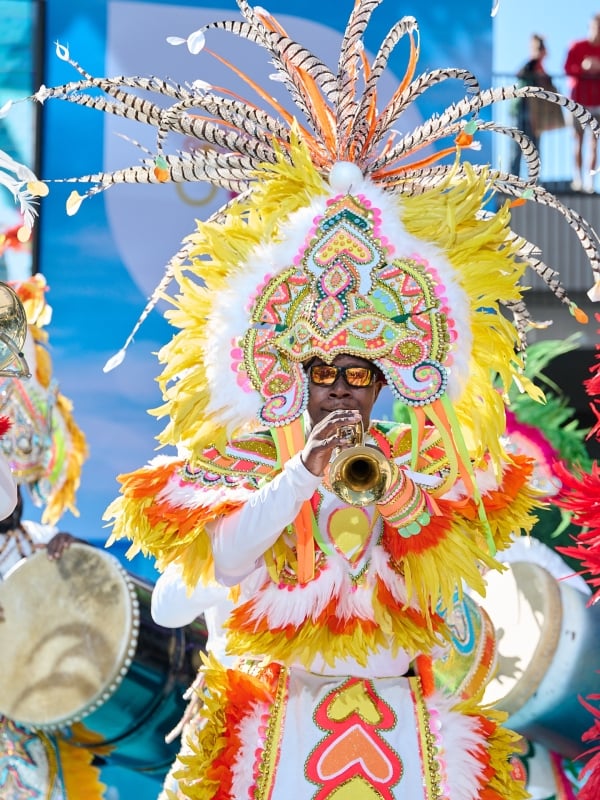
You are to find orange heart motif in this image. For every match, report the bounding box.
[316,724,395,783]
[307,678,402,799]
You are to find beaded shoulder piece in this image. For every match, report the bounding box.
[105,429,279,586]
[182,430,279,490]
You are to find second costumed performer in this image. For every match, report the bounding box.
[96,2,600,799]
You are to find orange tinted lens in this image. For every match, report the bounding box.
[345,367,373,386]
[310,365,338,384]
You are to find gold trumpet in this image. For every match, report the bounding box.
[329,421,394,506]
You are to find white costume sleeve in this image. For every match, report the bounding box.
[0,452,17,520]
[209,453,322,584]
[204,599,238,665]
[151,561,233,628]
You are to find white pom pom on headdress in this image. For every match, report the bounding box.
[329,162,365,193]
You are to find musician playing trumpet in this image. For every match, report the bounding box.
[106,150,542,800]
[110,346,539,800]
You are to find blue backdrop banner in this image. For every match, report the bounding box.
[38,0,493,561]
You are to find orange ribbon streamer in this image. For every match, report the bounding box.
[273,419,315,583]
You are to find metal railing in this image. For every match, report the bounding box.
[489,72,600,309]
[491,72,578,190]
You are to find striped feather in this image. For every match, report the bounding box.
[159,109,280,165]
[238,0,337,100]
[53,151,253,193]
[502,299,532,353]
[350,16,419,158]
[39,81,174,130]
[176,95,291,144]
[370,85,598,177]
[372,67,480,153]
[198,18,270,49]
[476,120,542,182]
[335,0,383,138]
[270,33,337,98]
[501,181,600,287]
[26,0,600,365]
[199,47,328,162]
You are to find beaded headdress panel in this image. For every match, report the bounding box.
[237,184,458,427]
[6,0,600,473]
[0,275,88,524]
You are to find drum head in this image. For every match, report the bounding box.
[476,561,562,714]
[0,542,139,729]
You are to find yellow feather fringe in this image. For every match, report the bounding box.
[452,697,530,800]
[400,163,539,475]
[9,274,89,524]
[42,393,89,525]
[104,461,217,588]
[151,133,328,457]
[148,146,542,477]
[226,603,444,669]
[55,736,107,800]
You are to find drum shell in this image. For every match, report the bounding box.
[478,561,600,761]
[433,591,497,701]
[67,575,206,775]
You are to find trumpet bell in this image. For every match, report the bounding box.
[0,282,29,378]
[329,444,394,507]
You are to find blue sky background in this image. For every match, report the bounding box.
[494,0,600,77]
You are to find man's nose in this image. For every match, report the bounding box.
[329,376,351,393]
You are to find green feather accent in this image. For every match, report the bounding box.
[508,335,592,471]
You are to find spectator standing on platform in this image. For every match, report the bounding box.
[564,13,600,192]
[510,34,551,178]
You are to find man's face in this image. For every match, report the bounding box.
[305,354,384,430]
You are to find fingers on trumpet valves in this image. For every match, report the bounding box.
[322,432,344,448]
[338,425,357,445]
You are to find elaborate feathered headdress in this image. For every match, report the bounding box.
[14,1,600,484]
[0,274,88,524]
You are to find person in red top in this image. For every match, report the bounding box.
[564,13,600,192]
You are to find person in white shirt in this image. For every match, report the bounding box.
[0,449,16,523]
[152,562,237,800]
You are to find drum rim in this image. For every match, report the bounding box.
[481,561,562,714]
[0,543,141,730]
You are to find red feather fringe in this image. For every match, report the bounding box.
[575,694,600,800]
[552,318,600,796]
[553,460,600,602]
[0,416,11,438]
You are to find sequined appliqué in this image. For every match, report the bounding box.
[306,677,401,799]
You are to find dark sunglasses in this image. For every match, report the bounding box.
[308,363,377,388]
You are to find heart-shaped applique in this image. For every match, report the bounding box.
[326,506,377,566]
[328,680,383,725]
[317,724,395,783]
[322,776,385,799]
